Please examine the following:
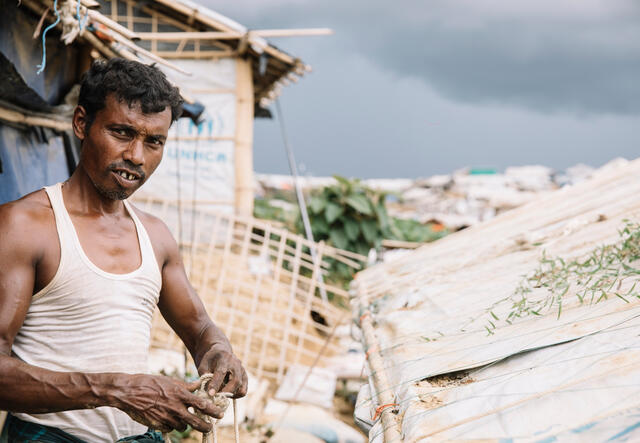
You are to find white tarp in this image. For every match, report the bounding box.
[139,58,236,214]
[352,158,640,442]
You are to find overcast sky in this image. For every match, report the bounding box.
[208,0,640,178]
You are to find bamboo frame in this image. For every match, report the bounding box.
[134,28,333,41]
[134,196,364,382]
[154,50,235,59]
[234,58,255,217]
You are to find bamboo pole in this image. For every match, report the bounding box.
[355,290,403,442]
[234,58,255,217]
[99,27,192,75]
[134,28,333,41]
[256,232,287,379]
[242,223,272,363]
[86,8,139,41]
[81,29,121,59]
[0,107,71,131]
[277,241,303,382]
[225,220,253,338]
[153,50,235,59]
[381,239,425,249]
[292,242,324,366]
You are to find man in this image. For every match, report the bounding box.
[0,58,247,442]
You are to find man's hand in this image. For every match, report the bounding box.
[113,374,223,433]
[197,344,248,398]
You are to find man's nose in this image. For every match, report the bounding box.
[123,138,144,165]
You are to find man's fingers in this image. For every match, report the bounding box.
[185,379,202,392]
[187,393,224,419]
[219,370,241,396]
[236,370,248,398]
[205,371,226,396]
[177,408,213,434]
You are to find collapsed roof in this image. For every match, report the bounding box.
[352,158,640,441]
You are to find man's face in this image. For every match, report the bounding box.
[74,94,172,200]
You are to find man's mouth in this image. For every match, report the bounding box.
[113,169,141,181]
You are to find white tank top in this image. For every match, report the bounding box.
[12,182,163,442]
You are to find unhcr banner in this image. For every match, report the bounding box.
[139,58,236,214]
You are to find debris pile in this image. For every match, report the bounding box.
[256,161,616,231]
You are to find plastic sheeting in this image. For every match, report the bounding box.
[0,125,70,204]
[0,0,78,204]
[353,158,640,442]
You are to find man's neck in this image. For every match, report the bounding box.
[62,167,127,217]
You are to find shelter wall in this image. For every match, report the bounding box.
[0,0,80,204]
[1,0,83,105]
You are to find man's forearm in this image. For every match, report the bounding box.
[0,354,119,413]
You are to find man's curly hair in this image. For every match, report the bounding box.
[78,58,183,128]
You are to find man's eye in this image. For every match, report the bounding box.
[114,129,130,137]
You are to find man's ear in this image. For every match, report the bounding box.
[72,106,88,141]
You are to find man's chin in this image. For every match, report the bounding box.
[96,184,137,201]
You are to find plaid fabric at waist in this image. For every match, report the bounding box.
[2,415,164,443]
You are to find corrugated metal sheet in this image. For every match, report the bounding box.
[353,158,640,442]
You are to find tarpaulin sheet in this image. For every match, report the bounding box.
[0,125,69,204]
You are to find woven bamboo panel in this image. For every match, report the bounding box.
[132,196,365,382]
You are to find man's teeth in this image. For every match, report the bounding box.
[117,171,137,180]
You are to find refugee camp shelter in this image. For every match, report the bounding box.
[352,158,640,442]
[0,0,310,216]
[91,0,312,216]
[0,0,183,204]
[0,0,84,204]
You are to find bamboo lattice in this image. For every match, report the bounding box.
[132,196,366,382]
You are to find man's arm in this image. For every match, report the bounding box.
[0,200,221,432]
[151,217,248,398]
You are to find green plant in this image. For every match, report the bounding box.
[388,218,449,243]
[483,220,640,334]
[253,198,289,225]
[304,175,389,280]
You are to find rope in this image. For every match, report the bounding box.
[36,0,61,75]
[75,0,88,31]
[163,373,240,443]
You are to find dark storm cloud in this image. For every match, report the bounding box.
[211,0,640,115]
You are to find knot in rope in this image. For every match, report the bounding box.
[196,373,233,443]
[164,373,239,443]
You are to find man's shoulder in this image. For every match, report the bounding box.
[128,203,178,255]
[128,203,171,235]
[0,189,53,231]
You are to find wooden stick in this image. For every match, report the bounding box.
[81,28,121,59]
[213,215,235,315]
[234,57,255,217]
[254,28,334,38]
[276,241,303,382]
[241,223,272,363]
[357,303,403,442]
[136,28,332,41]
[198,214,223,294]
[80,0,99,8]
[227,219,253,339]
[381,238,425,249]
[99,27,192,75]
[153,50,235,59]
[256,232,287,380]
[32,6,51,39]
[87,8,139,41]
[0,107,71,131]
[293,242,323,366]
